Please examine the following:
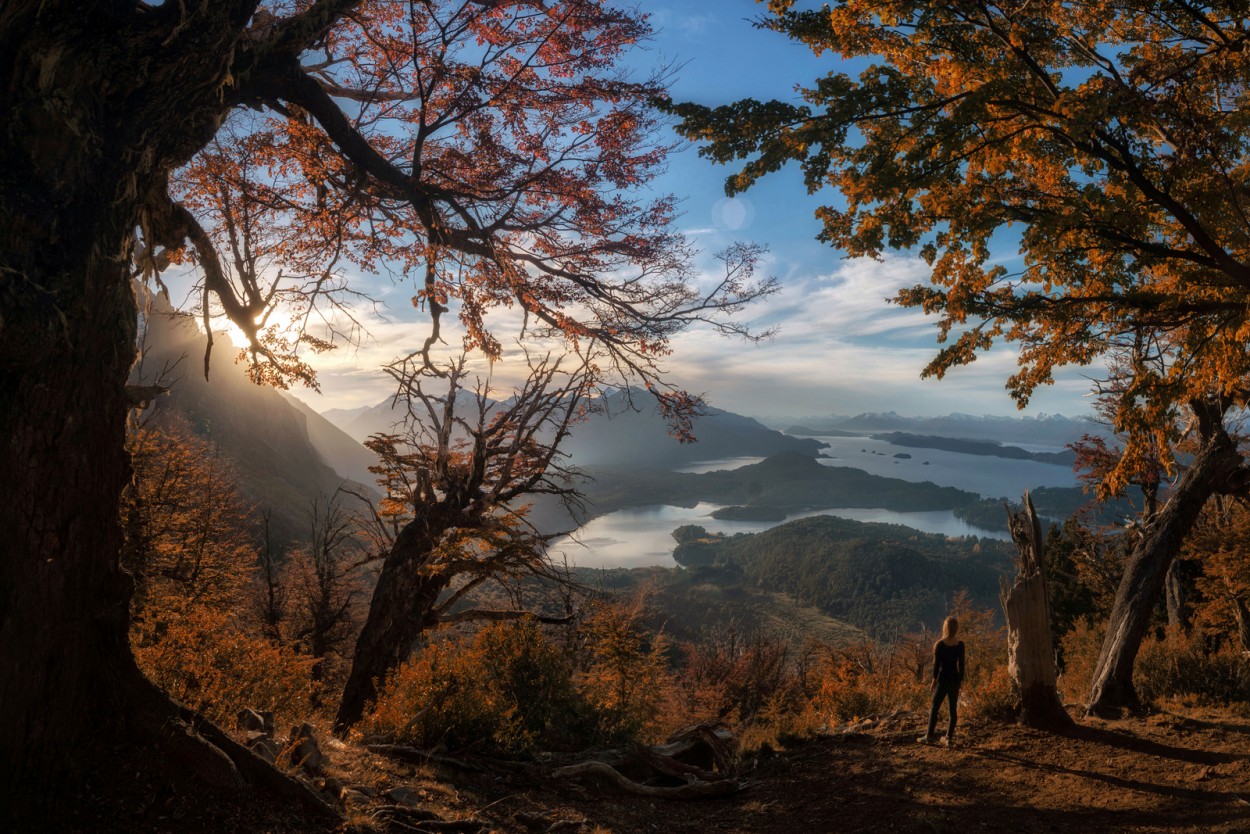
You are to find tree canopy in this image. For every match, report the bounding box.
[670,0,1250,476]
[666,0,1250,714]
[144,0,774,414]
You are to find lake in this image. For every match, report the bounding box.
[811,433,1077,498]
[551,431,1077,570]
[549,500,1010,570]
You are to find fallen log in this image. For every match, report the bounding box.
[550,761,743,799]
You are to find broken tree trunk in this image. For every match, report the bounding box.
[1003,492,1074,731]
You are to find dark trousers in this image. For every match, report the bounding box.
[927,680,959,739]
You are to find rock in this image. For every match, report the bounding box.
[318,776,344,796]
[245,733,279,765]
[287,723,326,774]
[385,786,423,807]
[236,708,275,737]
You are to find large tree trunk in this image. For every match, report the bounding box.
[0,219,147,797]
[1086,415,1244,716]
[0,6,338,824]
[334,512,452,733]
[1002,493,1073,730]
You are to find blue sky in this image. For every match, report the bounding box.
[291,0,1098,420]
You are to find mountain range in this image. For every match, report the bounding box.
[768,411,1105,447]
[133,296,1105,551]
[318,389,826,468]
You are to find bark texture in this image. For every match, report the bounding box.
[1086,403,1246,716]
[1233,597,1250,655]
[0,3,338,820]
[1002,493,1074,730]
[334,509,453,732]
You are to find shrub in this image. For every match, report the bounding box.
[1134,626,1250,706]
[812,640,928,725]
[575,600,675,745]
[133,605,315,727]
[965,665,1019,722]
[670,628,793,728]
[1058,617,1105,705]
[364,619,588,756]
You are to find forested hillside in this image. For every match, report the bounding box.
[672,515,1013,637]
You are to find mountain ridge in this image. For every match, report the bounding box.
[132,294,378,547]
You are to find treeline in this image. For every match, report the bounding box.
[953,487,1140,532]
[672,516,1014,638]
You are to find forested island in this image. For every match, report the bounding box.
[872,432,1078,466]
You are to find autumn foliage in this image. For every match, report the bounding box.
[670,0,1250,715]
[123,421,318,727]
[361,598,674,756]
[156,0,775,420]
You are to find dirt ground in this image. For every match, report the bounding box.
[415,709,1250,834]
[38,708,1250,833]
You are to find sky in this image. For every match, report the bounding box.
[287,0,1099,421]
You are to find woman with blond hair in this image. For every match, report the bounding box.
[918,615,965,747]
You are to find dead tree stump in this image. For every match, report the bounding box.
[1003,492,1075,730]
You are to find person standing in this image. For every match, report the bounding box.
[918,615,965,747]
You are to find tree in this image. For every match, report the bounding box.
[334,350,588,732]
[122,422,315,733]
[0,1,772,815]
[1068,345,1206,633]
[669,0,1250,715]
[1002,493,1073,730]
[287,498,368,698]
[122,419,257,618]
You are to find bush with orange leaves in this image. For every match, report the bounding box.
[363,597,675,756]
[573,597,675,745]
[1061,617,1250,711]
[133,605,316,727]
[1057,617,1104,705]
[670,627,805,731]
[362,619,587,755]
[804,593,1009,732]
[123,420,315,728]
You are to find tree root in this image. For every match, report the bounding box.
[550,760,744,799]
[131,675,341,822]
